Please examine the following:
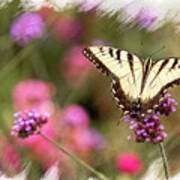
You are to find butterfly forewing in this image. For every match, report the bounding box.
[141,57,180,103]
[83,46,144,104]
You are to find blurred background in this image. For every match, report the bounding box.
[1,0,180,179]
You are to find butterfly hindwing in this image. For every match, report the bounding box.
[111,77,139,113]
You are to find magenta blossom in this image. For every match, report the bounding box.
[61,104,90,128]
[73,128,106,152]
[1,139,21,172]
[116,152,142,175]
[80,0,101,12]
[12,80,51,111]
[10,13,44,46]
[54,16,84,42]
[90,39,112,46]
[62,45,92,87]
[87,128,106,150]
[122,2,158,29]
[138,7,159,28]
[122,1,143,23]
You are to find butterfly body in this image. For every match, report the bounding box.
[82,46,180,115]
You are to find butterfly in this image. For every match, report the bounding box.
[82,46,180,116]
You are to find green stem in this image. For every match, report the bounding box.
[158,143,169,180]
[39,132,109,180]
[0,45,33,80]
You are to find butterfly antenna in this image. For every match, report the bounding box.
[150,45,166,58]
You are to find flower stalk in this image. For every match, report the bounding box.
[39,131,109,180]
[11,110,108,179]
[158,142,169,180]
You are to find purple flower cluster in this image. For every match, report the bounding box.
[11,110,49,138]
[122,2,159,29]
[126,94,177,144]
[10,13,44,46]
[156,93,178,116]
[126,114,167,143]
[54,16,84,42]
[138,7,159,28]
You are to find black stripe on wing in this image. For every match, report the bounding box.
[127,53,135,83]
[150,58,169,85]
[116,49,121,60]
[141,77,180,113]
[140,58,152,94]
[152,57,180,69]
[152,57,180,86]
[171,58,178,69]
[109,47,113,57]
[141,57,180,113]
[82,47,111,76]
[82,46,144,78]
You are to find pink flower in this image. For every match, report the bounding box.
[10,13,44,46]
[1,139,21,172]
[138,7,159,28]
[80,0,102,12]
[12,80,52,112]
[116,152,142,175]
[61,104,90,128]
[53,16,84,42]
[91,40,113,46]
[38,7,56,24]
[61,45,92,87]
[122,1,159,29]
[73,128,106,153]
[91,40,105,45]
[122,1,143,23]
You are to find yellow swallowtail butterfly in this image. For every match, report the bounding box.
[83,46,180,116]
